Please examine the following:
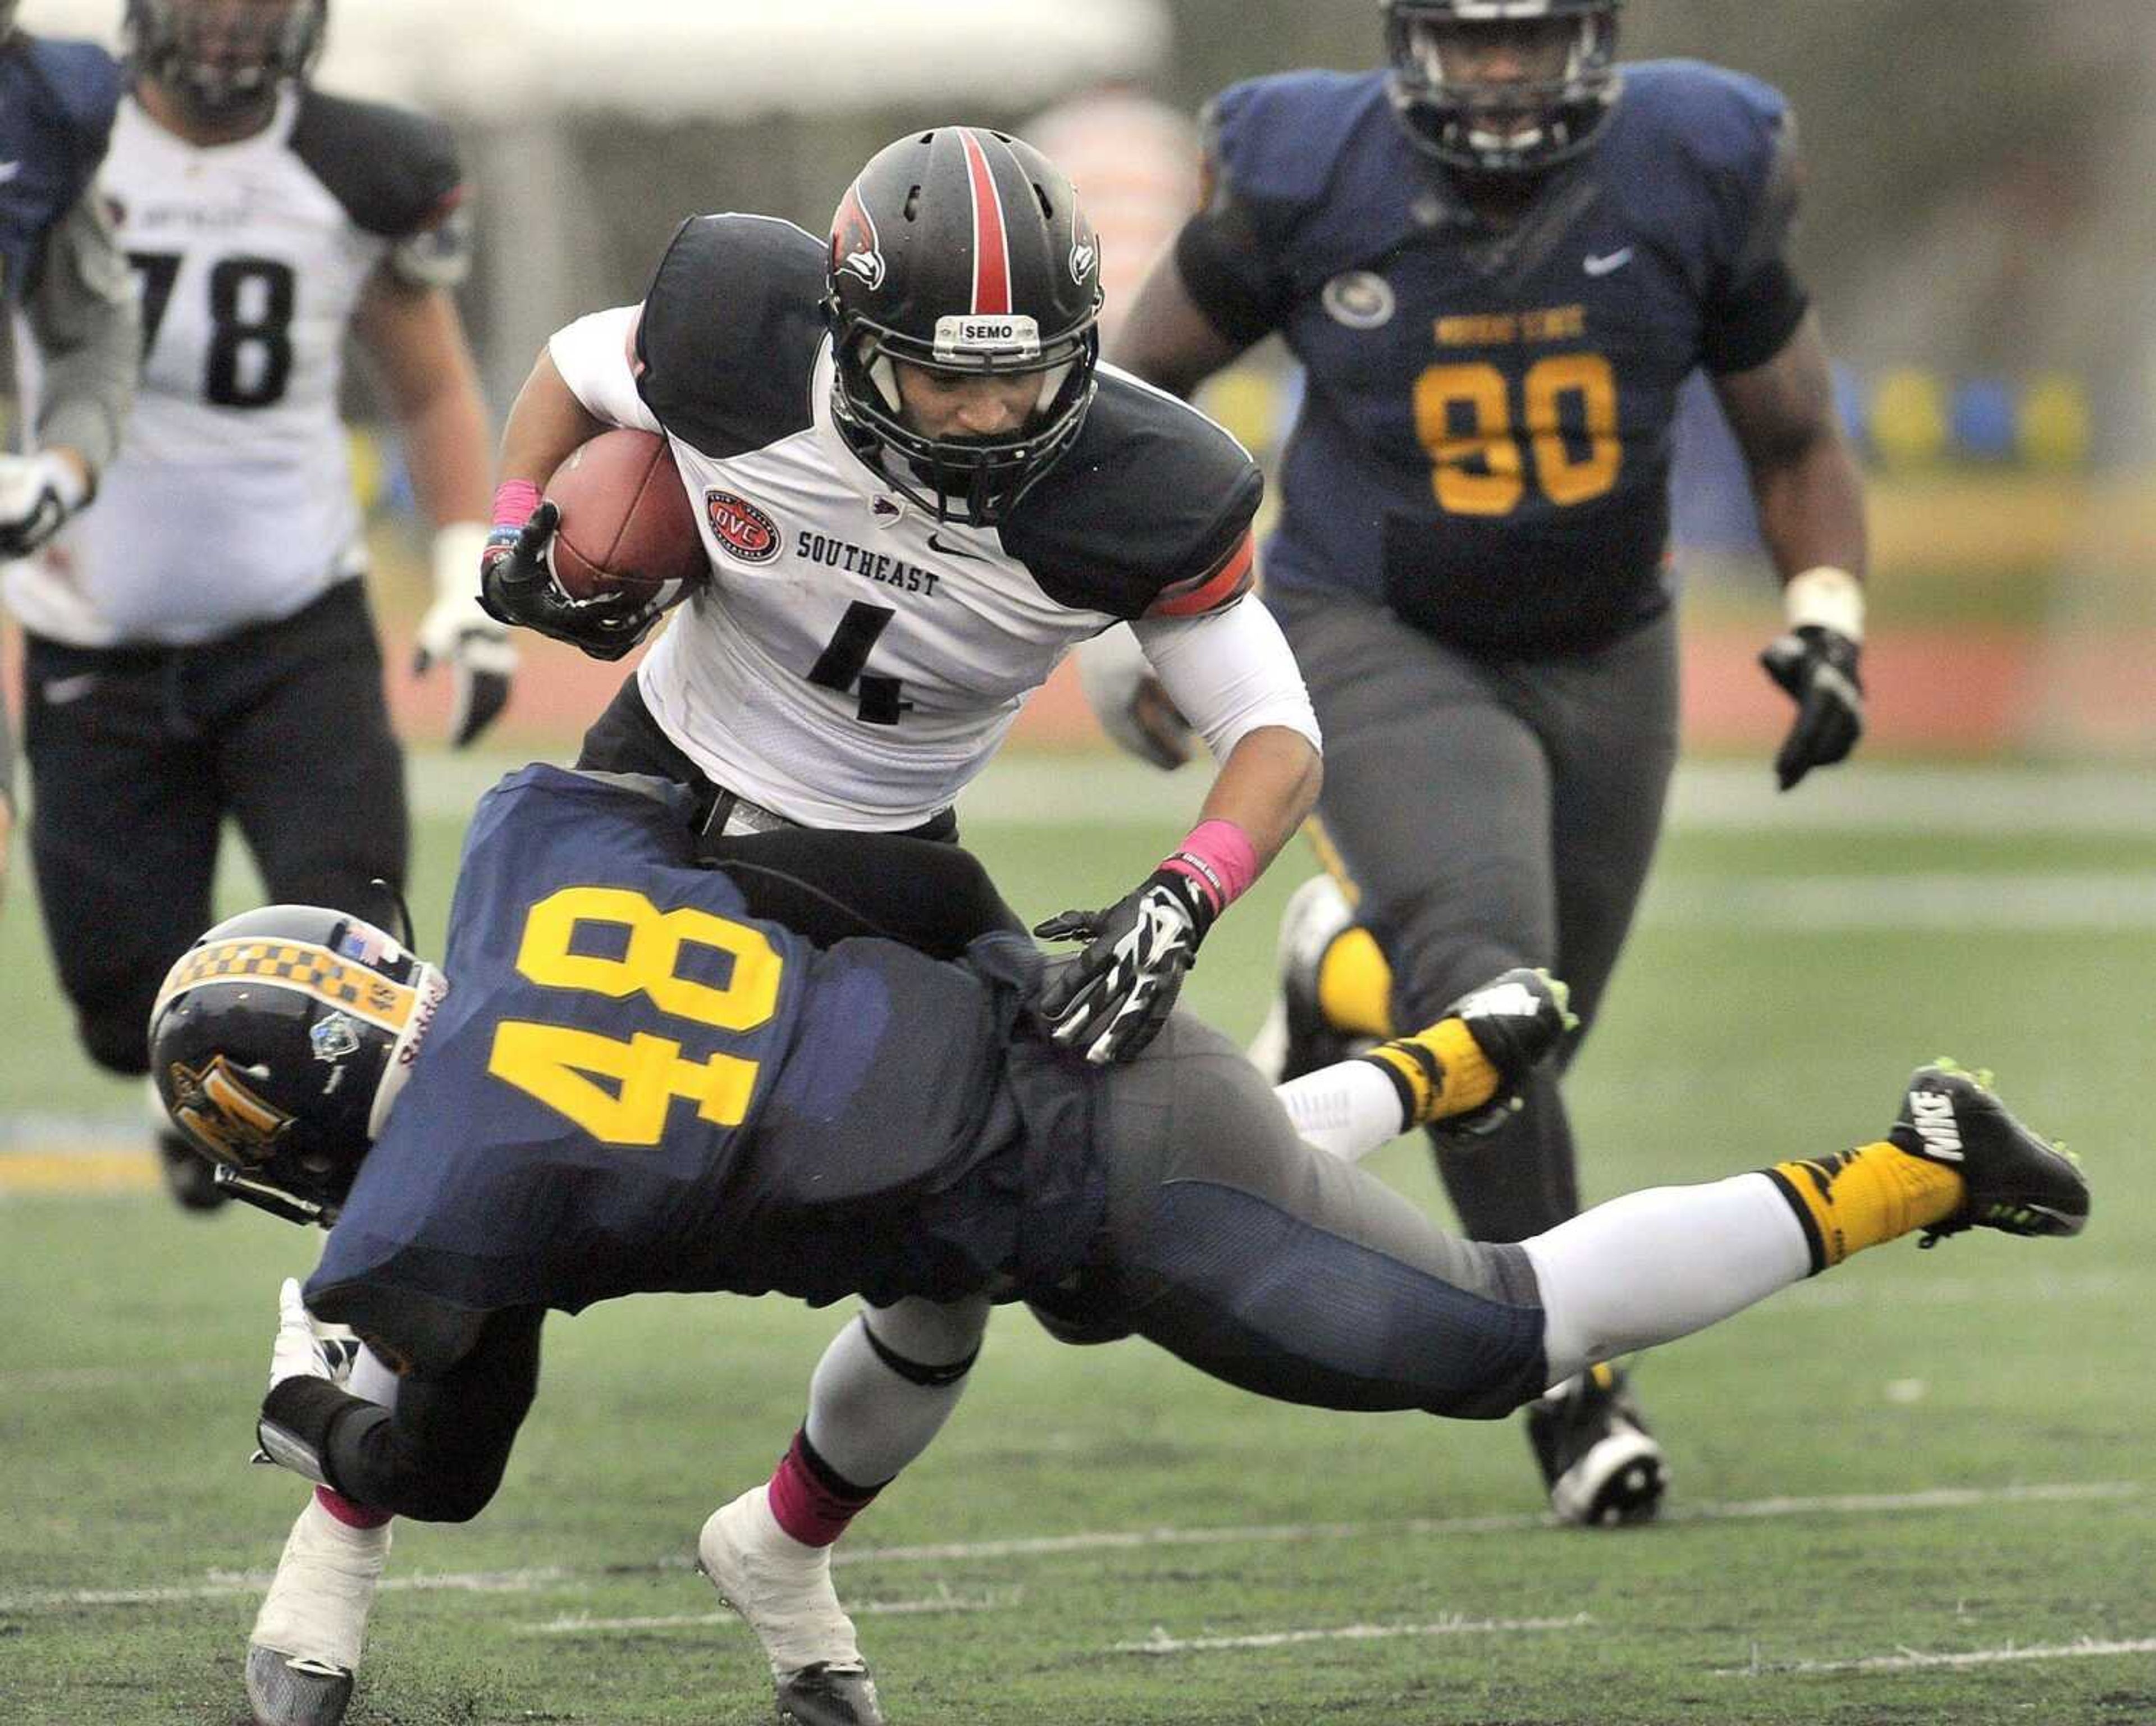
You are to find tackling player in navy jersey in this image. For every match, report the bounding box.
[1088,0,1872,1524]
[151,768,2082,1725]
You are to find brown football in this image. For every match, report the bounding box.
[543,428,706,605]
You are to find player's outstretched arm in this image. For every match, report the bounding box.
[358,271,515,746]
[1715,313,1870,791]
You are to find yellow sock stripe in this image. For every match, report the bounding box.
[1767,1141,1967,1272]
[1363,1018,1502,1129]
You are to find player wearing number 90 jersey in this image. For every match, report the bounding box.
[1102,3,1871,1528]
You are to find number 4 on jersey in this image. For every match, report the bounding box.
[808,600,911,724]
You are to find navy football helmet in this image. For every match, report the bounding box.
[125,0,328,124]
[1383,0,1622,176]
[824,126,1103,526]
[148,905,447,1227]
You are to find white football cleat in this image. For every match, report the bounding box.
[245,1495,391,1726]
[1246,873,1362,1083]
[697,1485,885,1726]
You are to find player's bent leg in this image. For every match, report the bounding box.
[1094,1017,1550,1419]
[246,1491,392,1726]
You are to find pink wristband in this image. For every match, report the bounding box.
[492,478,543,531]
[1159,819,1260,917]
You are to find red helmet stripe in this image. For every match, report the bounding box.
[960,129,1012,316]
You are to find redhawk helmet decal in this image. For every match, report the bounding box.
[831,183,885,291]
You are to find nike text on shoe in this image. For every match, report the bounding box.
[245,1500,390,1726]
[1246,873,1363,1083]
[1525,1363,1666,1527]
[697,1486,887,1726]
[1889,1060,2089,1245]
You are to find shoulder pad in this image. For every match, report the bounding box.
[21,36,125,147]
[999,367,1262,620]
[1207,70,1390,214]
[290,89,463,239]
[634,213,826,459]
[1616,61,1789,179]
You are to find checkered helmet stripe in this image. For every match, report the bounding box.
[152,937,419,1035]
[960,128,1013,317]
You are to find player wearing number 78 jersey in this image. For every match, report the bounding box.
[7,0,511,1213]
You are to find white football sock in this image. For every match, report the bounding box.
[250,1495,391,1672]
[1274,1061,1404,1162]
[1523,1173,1814,1386]
[801,1296,989,1487]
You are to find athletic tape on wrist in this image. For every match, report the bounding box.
[491,479,543,531]
[1158,819,1260,917]
[1782,565,1865,642]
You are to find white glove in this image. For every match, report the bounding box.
[1076,625,1196,771]
[0,451,90,559]
[269,1277,362,1395]
[414,521,517,748]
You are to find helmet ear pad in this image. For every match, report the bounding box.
[823,126,1104,525]
[148,904,447,1226]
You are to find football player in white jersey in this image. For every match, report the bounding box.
[482,126,1324,1068]
[0,0,140,911]
[5,0,510,1205]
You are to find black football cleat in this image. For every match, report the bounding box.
[1525,1362,1666,1528]
[1889,1061,2089,1245]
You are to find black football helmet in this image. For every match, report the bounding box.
[824,126,1104,526]
[1383,0,1621,176]
[147,905,447,1227]
[125,0,328,124]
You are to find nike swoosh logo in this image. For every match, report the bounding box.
[43,673,101,705]
[927,532,986,562]
[1583,248,1634,277]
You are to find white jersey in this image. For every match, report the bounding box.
[5,85,467,648]
[552,215,1281,832]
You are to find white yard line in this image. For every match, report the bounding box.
[6,1482,2137,1618]
[1719,1634,2156,1677]
[520,1586,1018,1637]
[1113,1610,1593,1655]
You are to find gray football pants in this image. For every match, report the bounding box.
[1269,586,1680,1243]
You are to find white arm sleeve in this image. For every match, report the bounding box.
[1129,596,1321,764]
[546,305,664,435]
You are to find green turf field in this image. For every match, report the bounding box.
[4,750,2153,1724]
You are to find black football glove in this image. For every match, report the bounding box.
[478,501,660,663]
[1433,967,1578,1138]
[1033,869,1216,1065]
[1758,623,1864,791]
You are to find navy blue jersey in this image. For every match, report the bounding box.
[0,34,122,305]
[1177,62,1806,655]
[308,767,1103,1351]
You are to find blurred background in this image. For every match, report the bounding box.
[15,0,2156,764]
